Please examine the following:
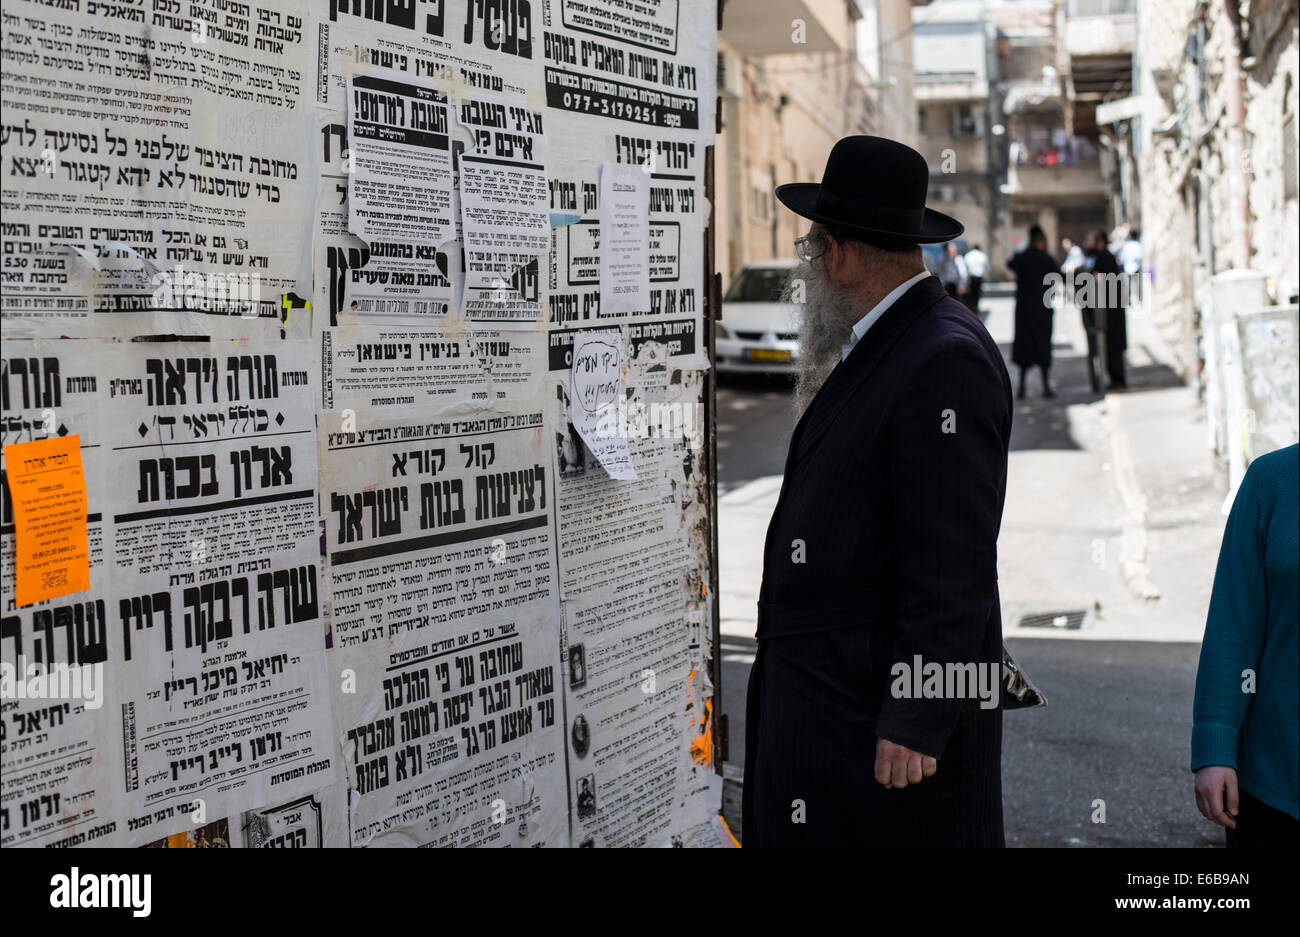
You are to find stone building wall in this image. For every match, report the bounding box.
[1138,0,1299,377]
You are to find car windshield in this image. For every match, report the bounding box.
[724,267,790,303]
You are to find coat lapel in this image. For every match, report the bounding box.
[789,275,946,472]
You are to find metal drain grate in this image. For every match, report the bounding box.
[1018,609,1087,630]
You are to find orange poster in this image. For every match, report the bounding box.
[3,434,91,607]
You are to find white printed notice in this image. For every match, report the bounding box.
[348,72,455,248]
[0,1,315,339]
[570,332,635,480]
[598,163,650,317]
[456,93,550,324]
[321,403,567,846]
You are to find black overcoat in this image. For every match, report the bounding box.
[1008,247,1060,368]
[1090,247,1128,353]
[741,275,1011,847]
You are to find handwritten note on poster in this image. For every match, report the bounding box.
[3,435,90,606]
[570,332,636,480]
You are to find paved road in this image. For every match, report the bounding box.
[716,373,795,496]
[715,287,1228,846]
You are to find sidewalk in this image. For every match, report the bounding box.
[995,292,1228,644]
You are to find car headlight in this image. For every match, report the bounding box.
[715,322,730,339]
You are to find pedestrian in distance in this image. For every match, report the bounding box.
[1007,225,1059,399]
[1061,237,1084,278]
[1076,229,1127,391]
[963,244,988,317]
[933,241,968,299]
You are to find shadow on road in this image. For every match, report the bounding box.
[999,322,1184,454]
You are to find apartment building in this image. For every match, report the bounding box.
[714,0,918,286]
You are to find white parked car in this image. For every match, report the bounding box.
[716,259,801,375]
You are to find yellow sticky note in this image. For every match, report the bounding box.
[3,435,91,607]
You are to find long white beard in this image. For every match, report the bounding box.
[788,260,862,422]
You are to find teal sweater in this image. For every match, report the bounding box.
[1192,444,1299,819]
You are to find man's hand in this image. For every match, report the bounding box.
[1194,766,1239,829]
[874,737,938,789]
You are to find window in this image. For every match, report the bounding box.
[749,168,772,224]
[953,105,978,137]
[750,184,772,224]
[918,108,928,134]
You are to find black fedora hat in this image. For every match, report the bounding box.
[775,135,963,245]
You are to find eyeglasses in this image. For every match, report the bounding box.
[794,234,828,262]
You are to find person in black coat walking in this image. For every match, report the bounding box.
[1008,226,1060,398]
[744,136,1011,848]
[1077,229,1128,390]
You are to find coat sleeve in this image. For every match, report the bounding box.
[1190,471,1267,772]
[876,338,1008,758]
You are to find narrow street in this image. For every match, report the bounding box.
[717,285,1231,846]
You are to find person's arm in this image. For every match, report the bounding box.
[875,339,1006,783]
[1192,470,1268,826]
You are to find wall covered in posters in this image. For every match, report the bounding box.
[0,0,722,848]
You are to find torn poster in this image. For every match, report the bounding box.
[347,71,456,250]
[309,0,545,327]
[569,332,635,480]
[555,353,711,847]
[457,93,550,325]
[598,162,651,318]
[313,4,545,108]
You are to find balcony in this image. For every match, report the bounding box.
[915,74,990,102]
[1065,0,1135,58]
[721,0,843,55]
[1005,159,1108,199]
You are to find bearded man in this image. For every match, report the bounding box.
[742,136,1012,847]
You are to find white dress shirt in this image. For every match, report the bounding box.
[841,270,931,361]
